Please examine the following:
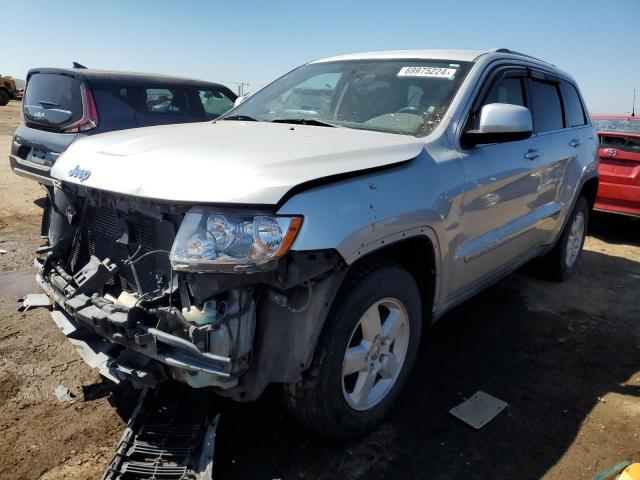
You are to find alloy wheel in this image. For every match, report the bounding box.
[565,210,585,268]
[341,297,410,411]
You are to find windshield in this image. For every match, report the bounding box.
[224,59,472,137]
[593,118,640,136]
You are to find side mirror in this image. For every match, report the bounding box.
[462,103,532,147]
[233,95,247,108]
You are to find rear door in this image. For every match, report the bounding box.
[520,75,574,245]
[553,80,596,223]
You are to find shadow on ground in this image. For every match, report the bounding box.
[210,249,640,480]
[589,211,640,247]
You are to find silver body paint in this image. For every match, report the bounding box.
[43,49,598,395]
[279,51,598,318]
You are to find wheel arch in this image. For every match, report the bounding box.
[580,176,599,210]
[347,231,440,324]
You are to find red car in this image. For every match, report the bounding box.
[591,114,640,217]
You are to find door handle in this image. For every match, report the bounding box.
[524,149,540,160]
[569,139,581,148]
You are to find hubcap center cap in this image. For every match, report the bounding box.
[370,344,381,362]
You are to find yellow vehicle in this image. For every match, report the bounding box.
[0,75,23,106]
[595,462,640,480]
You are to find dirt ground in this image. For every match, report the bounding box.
[1,99,639,479]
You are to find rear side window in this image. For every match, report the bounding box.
[23,73,82,129]
[529,79,563,133]
[144,88,192,116]
[198,89,234,119]
[560,81,586,128]
[116,86,142,108]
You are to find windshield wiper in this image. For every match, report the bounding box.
[271,118,337,128]
[224,114,258,121]
[39,100,60,108]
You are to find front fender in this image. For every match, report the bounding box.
[278,147,466,311]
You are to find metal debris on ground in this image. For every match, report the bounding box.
[54,385,75,402]
[449,391,508,430]
[103,384,220,480]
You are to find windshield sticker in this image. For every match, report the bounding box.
[397,66,457,78]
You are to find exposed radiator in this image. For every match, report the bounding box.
[71,203,175,295]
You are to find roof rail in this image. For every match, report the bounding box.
[487,48,555,66]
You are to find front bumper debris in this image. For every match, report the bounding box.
[103,385,220,480]
[18,293,51,312]
[35,258,238,388]
[47,305,167,388]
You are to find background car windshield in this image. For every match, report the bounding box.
[593,119,640,135]
[226,59,471,137]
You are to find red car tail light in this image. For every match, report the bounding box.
[62,82,99,133]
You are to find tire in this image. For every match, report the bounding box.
[539,196,589,281]
[283,261,422,438]
[0,90,9,107]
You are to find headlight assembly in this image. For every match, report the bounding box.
[170,208,302,272]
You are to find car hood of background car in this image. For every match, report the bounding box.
[51,121,425,205]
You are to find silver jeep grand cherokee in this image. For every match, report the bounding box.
[37,48,598,437]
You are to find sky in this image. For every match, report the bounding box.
[2,0,638,114]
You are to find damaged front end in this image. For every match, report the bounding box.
[38,184,345,399]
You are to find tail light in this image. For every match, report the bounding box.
[62,82,99,132]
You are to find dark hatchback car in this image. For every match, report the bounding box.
[9,67,236,185]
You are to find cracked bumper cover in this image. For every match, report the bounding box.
[35,259,235,387]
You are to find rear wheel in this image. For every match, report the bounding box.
[539,196,589,281]
[0,90,10,107]
[283,262,422,438]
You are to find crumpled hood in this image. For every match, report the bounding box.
[51,121,424,205]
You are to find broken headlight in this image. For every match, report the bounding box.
[170,208,302,271]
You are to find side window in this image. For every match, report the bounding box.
[472,76,525,129]
[198,89,234,119]
[144,88,192,116]
[117,86,141,108]
[559,81,586,128]
[529,79,563,133]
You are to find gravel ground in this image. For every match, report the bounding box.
[1,100,639,479]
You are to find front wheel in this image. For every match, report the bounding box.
[283,262,422,438]
[540,196,589,281]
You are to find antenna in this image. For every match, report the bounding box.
[632,89,636,117]
[237,82,250,96]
